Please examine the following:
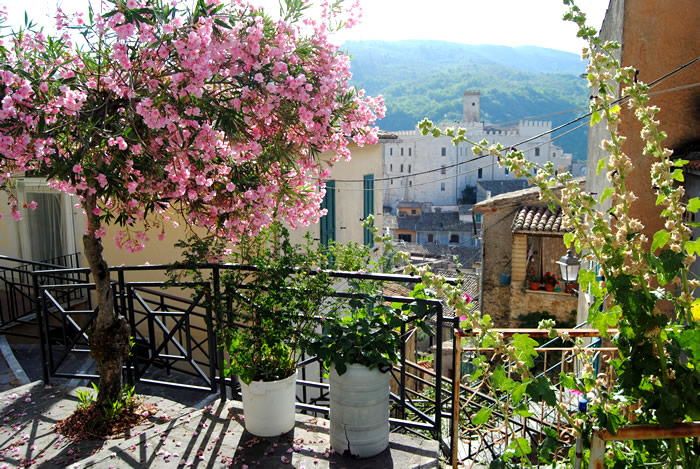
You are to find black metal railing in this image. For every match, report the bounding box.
[450,327,618,467]
[0,254,88,335]
[7,262,459,451]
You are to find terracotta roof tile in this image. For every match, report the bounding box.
[512,206,568,233]
[685,160,700,170]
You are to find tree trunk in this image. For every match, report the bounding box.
[82,196,130,407]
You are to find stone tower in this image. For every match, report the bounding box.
[462,91,481,123]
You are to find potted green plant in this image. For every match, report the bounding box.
[174,223,332,437]
[527,268,540,290]
[542,271,557,292]
[221,223,333,437]
[308,217,433,457]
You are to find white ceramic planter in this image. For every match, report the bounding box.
[239,371,297,437]
[329,364,390,458]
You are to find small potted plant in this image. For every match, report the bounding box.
[543,271,558,292]
[223,224,334,437]
[174,223,332,437]
[309,217,433,457]
[527,268,540,290]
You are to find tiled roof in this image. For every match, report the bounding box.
[477,179,530,197]
[686,160,700,170]
[397,212,472,232]
[474,177,585,211]
[397,201,422,208]
[511,206,568,233]
[393,242,481,270]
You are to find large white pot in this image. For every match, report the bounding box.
[329,364,390,458]
[239,371,297,437]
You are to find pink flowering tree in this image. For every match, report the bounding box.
[0,0,383,405]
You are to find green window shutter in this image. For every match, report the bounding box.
[363,174,374,247]
[320,180,336,246]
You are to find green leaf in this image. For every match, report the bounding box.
[493,365,513,391]
[671,169,684,182]
[588,304,621,336]
[596,157,606,175]
[512,333,539,367]
[538,428,559,463]
[511,382,528,402]
[526,376,558,406]
[510,437,532,458]
[686,238,700,256]
[600,186,615,203]
[563,232,574,249]
[655,249,684,286]
[688,197,700,213]
[471,407,492,426]
[590,110,601,127]
[651,229,670,252]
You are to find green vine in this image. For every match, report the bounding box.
[407,0,700,466]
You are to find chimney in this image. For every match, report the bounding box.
[463,91,480,123]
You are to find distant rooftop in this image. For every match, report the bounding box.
[397,212,472,232]
[477,179,529,198]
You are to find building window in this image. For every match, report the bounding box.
[553,152,556,157]
[390,148,393,156]
[441,165,446,175]
[400,164,404,173]
[441,147,446,156]
[440,183,446,191]
[505,167,509,175]
[390,164,393,172]
[475,214,482,223]
[409,148,412,156]
[320,180,336,246]
[427,233,434,243]
[449,234,459,244]
[478,168,483,179]
[411,209,416,215]
[408,165,411,173]
[398,233,412,242]
[363,174,374,247]
[390,179,393,185]
[535,147,540,156]
[401,148,404,156]
[409,181,412,186]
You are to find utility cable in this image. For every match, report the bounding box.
[336,119,588,187]
[333,56,700,185]
[331,121,588,192]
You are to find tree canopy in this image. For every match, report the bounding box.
[0,0,384,251]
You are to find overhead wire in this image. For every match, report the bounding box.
[333,121,589,192]
[331,55,700,187]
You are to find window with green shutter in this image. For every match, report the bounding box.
[363,174,374,247]
[320,180,336,246]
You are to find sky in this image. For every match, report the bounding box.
[4,0,610,55]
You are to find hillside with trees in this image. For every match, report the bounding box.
[344,41,591,160]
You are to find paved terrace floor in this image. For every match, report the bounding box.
[0,340,442,468]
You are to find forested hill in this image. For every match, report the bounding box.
[343,40,591,161]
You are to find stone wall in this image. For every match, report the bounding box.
[509,290,578,326]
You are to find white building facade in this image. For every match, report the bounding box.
[383,91,572,211]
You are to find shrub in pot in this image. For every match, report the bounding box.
[542,271,557,292]
[309,218,433,457]
[175,223,333,437]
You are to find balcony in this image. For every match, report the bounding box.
[0,255,637,467]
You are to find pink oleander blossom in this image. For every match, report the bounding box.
[0,0,383,257]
